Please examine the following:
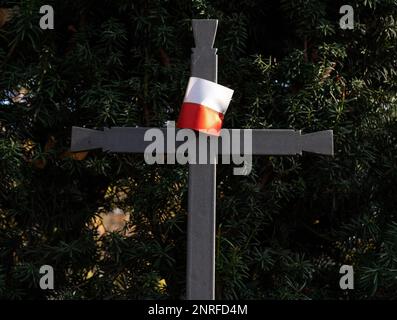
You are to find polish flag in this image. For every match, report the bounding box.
[177,77,234,136]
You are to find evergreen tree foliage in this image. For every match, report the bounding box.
[0,0,396,299]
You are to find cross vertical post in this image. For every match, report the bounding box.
[186,19,218,300]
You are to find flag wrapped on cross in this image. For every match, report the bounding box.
[70,19,334,301]
[177,77,234,136]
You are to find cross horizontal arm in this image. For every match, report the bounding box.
[70,126,333,156]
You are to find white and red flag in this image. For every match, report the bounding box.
[177,77,234,136]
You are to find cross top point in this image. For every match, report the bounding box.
[192,19,218,49]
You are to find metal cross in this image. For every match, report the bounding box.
[70,19,334,300]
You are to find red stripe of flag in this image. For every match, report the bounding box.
[177,102,224,136]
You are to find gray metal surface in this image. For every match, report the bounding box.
[187,19,218,300]
[71,127,334,156]
[70,18,335,302]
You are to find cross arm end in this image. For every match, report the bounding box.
[70,126,105,152]
[300,130,334,156]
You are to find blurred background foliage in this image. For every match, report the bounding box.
[0,0,396,299]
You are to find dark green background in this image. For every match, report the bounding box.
[0,0,396,299]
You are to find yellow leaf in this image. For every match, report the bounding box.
[86,270,94,280]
